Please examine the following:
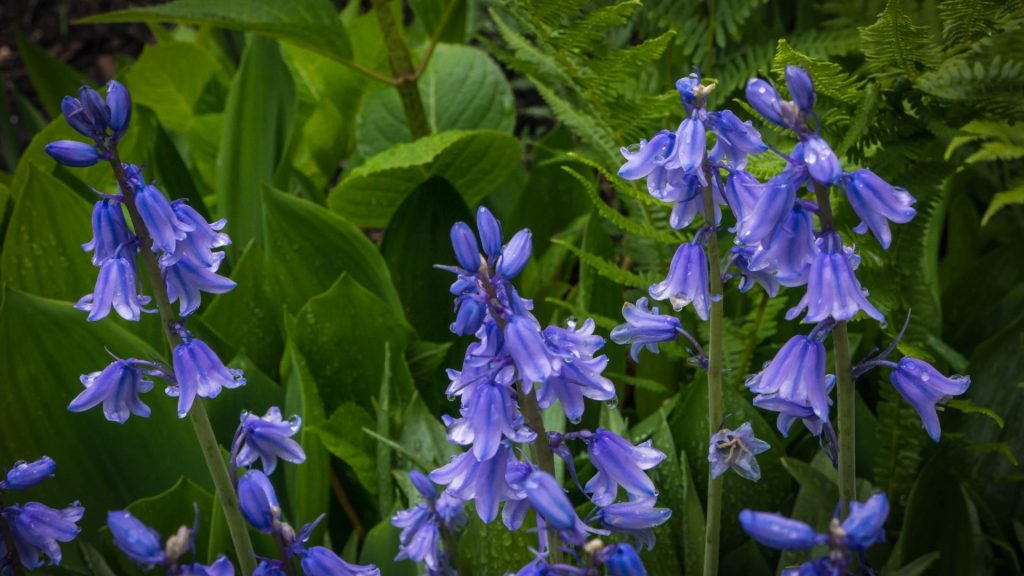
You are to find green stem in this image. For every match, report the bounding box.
[372,0,431,139]
[109,157,258,576]
[703,0,717,73]
[812,184,857,508]
[701,171,725,576]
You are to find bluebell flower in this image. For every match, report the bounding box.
[83,197,132,265]
[44,140,100,167]
[430,446,516,523]
[786,236,884,323]
[585,429,666,506]
[738,509,824,550]
[889,357,970,442]
[600,543,648,576]
[105,80,131,138]
[107,510,166,567]
[709,422,771,481]
[675,72,702,110]
[524,471,599,546]
[618,130,674,181]
[707,110,767,170]
[497,229,532,279]
[504,306,553,387]
[168,336,246,417]
[301,546,380,576]
[746,206,817,287]
[610,298,682,362]
[745,79,785,127]
[179,556,235,576]
[235,407,306,474]
[592,497,671,550]
[839,169,917,250]
[133,180,194,255]
[451,295,486,336]
[254,561,287,576]
[3,456,56,491]
[746,335,832,435]
[451,222,482,272]
[238,470,282,534]
[69,357,155,423]
[649,242,710,320]
[477,206,504,259]
[77,85,109,133]
[163,255,237,317]
[3,501,84,568]
[61,93,104,139]
[798,137,842,185]
[730,247,781,297]
[539,318,616,423]
[162,201,231,267]
[722,169,762,228]
[784,66,816,113]
[392,501,444,571]
[735,171,798,246]
[841,493,889,550]
[445,379,535,460]
[668,118,707,184]
[75,254,150,322]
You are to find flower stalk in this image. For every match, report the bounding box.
[108,154,258,576]
[372,0,430,139]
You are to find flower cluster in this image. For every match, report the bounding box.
[0,457,83,571]
[391,208,671,574]
[740,493,889,574]
[109,508,234,575]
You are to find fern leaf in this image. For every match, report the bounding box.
[859,0,940,78]
[562,166,681,244]
[771,39,864,104]
[981,180,1024,225]
[552,238,655,289]
[556,2,640,54]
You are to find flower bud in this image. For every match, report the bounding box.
[238,470,281,534]
[409,470,437,502]
[784,66,816,112]
[476,206,503,258]
[524,471,575,531]
[739,509,823,550]
[800,136,842,185]
[497,229,531,278]
[745,79,784,126]
[44,140,100,167]
[450,222,481,271]
[106,80,132,137]
[107,510,166,567]
[78,85,110,133]
[602,543,647,576]
[61,96,99,137]
[4,456,56,490]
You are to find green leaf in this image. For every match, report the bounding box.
[81,0,353,62]
[552,237,655,289]
[358,44,515,157]
[285,274,413,414]
[946,398,1005,428]
[126,41,227,132]
[282,339,331,527]
[639,410,684,575]
[217,35,295,256]
[409,0,467,43]
[458,514,535,575]
[328,130,520,228]
[14,31,87,118]
[1,164,96,301]
[0,288,208,534]
[359,519,419,576]
[858,0,939,78]
[981,183,1024,226]
[778,458,836,569]
[376,343,395,513]
[679,450,707,576]
[263,185,403,314]
[398,393,458,470]
[890,552,942,576]
[315,402,378,495]
[381,177,471,340]
[561,166,679,243]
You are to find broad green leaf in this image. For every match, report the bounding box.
[359,519,419,576]
[398,393,458,470]
[358,44,515,156]
[262,186,403,314]
[1,164,96,301]
[203,241,283,377]
[315,402,378,495]
[679,450,707,576]
[82,0,353,62]
[282,339,331,527]
[380,177,471,341]
[126,42,227,132]
[0,288,208,534]
[640,411,685,575]
[778,458,836,569]
[409,0,467,43]
[719,540,772,576]
[328,130,520,228]
[284,274,414,414]
[148,122,209,217]
[459,514,535,575]
[14,32,87,118]
[376,343,395,513]
[79,541,118,576]
[217,35,295,256]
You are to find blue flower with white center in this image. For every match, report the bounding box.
[585,429,666,506]
[610,298,683,362]
[179,556,235,576]
[162,254,237,317]
[83,197,133,265]
[746,206,817,288]
[746,332,833,436]
[75,253,151,322]
[3,501,84,569]
[592,497,672,550]
[234,407,306,474]
[539,318,615,423]
[709,422,771,481]
[301,546,380,576]
[786,235,884,323]
[600,543,648,576]
[162,201,231,268]
[238,470,281,534]
[107,510,166,567]
[839,169,917,250]
[2,457,56,491]
[649,242,710,320]
[888,357,970,442]
[168,335,246,417]
[68,357,157,423]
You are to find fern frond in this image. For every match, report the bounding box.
[562,166,680,243]
[771,39,864,104]
[556,1,639,54]
[552,238,656,289]
[859,0,940,78]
